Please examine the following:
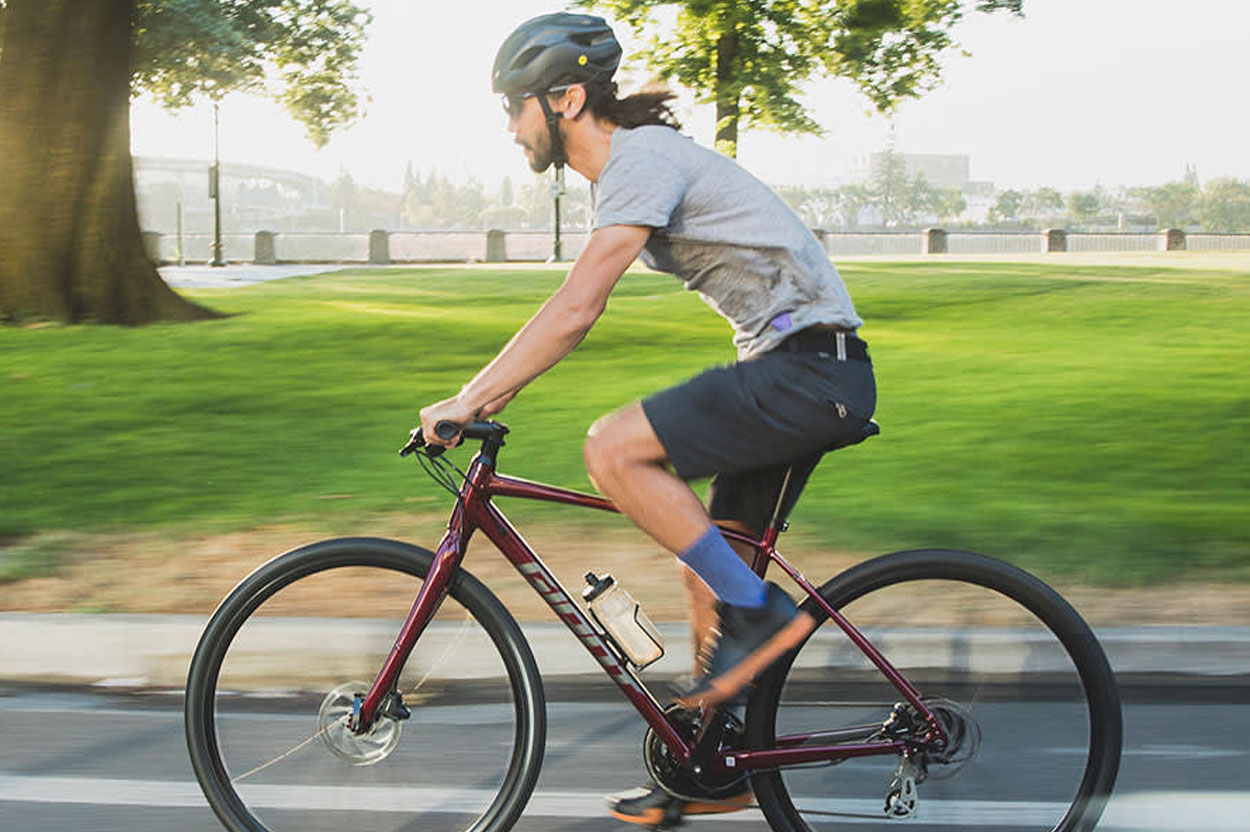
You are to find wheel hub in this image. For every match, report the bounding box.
[317,681,401,766]
[918,697,981,777]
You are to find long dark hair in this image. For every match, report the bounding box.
[574,79,683,130]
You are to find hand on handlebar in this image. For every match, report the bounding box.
[417,395,478,448]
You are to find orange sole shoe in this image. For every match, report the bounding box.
[608,789,753,826]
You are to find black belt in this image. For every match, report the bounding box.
[781,327,870,362]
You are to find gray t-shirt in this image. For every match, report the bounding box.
[593,125,863,358]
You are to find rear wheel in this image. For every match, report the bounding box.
[748,549,1121,832]
[185,537,546,832]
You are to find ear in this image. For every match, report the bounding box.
[563,84,588,120]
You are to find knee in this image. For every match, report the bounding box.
[583,420,621,490]
[584,404,665,493]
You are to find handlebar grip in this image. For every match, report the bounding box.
[399,421,462,458]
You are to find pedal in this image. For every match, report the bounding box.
[884,759,921,819]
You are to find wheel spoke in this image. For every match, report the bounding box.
[232,720,340,783]
[747,550,1121,832]
[186,540,545,832]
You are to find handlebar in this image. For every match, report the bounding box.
[399,420,510,458]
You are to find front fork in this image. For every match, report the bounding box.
[350,526,464,733]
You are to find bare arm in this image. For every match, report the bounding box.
[419,224,650,442]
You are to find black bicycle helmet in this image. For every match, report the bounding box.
[491,12,622,95]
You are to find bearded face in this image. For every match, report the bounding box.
[517,126,556,173]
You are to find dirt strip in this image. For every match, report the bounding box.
[3,519,1248,628]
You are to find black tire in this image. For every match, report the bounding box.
[748,549,1121,832]
[185,537,546,832]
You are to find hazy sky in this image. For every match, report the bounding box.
[130,0,1250,194]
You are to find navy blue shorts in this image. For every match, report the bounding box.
[641,334,876,533]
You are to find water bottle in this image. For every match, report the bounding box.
[582,572,665,669]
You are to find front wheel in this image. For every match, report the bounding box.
[748,549,1121,832]
[185,537,546,832]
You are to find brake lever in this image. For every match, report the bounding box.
[399,427,445,459]
[400,420,462,458]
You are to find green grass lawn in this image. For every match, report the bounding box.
[2,260,1248,583]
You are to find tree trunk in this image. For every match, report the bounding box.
[714,29,740,159]
[0,0,217,325]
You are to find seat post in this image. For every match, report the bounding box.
[764,420,879,534]
[767,464,798,533]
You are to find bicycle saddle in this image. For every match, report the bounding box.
[825,418,880,452]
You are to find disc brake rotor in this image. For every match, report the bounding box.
[920,697,981,778]
[318,681,402,766]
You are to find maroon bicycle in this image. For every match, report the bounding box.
[186,419,1121,832]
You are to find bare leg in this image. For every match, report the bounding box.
[585,402,808,710]
[583,402,715,553]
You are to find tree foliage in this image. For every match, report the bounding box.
[777,176,961,230]
[583,0,1024,156]
[332,164,1250,233]
[992,189,1023,222]
[1194,178,1250,233]
[133,0,371,147]
[1024,187,1063,220]
[935,187,967,223]
[0,0,371,325]
[1130,181,1197,230]
[1065,191,1100,224]
[391,170,591,231]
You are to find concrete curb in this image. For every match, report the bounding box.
[157,264,361,289]
[2,613,1248,690]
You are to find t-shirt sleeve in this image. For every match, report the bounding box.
[593,148,687,231]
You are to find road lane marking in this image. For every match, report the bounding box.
[1100,791,1250,832]
[4,775,1247,828]
[1047,745,1246,759]
[0,775,1041,821]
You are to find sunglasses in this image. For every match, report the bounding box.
[500,84,575,119]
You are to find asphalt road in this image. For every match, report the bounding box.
[1,689,1246,832]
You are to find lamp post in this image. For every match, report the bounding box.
[550,166,565,262]
[209,101,225,267]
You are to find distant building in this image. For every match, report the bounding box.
[879,153,967,190]
[846,152,996,224]
[851,152,976,191]
[961,180,995,198]
[134,157,336,233]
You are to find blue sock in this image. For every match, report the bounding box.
[679,526,767,608]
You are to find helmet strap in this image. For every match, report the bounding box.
[536,94,567,169]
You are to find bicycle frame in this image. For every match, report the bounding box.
[357,446,946,774]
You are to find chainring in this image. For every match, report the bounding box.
[643,704,750,799]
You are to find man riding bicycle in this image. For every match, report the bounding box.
[418,12,876,827]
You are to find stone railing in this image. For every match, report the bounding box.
[143,228,1250,265]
